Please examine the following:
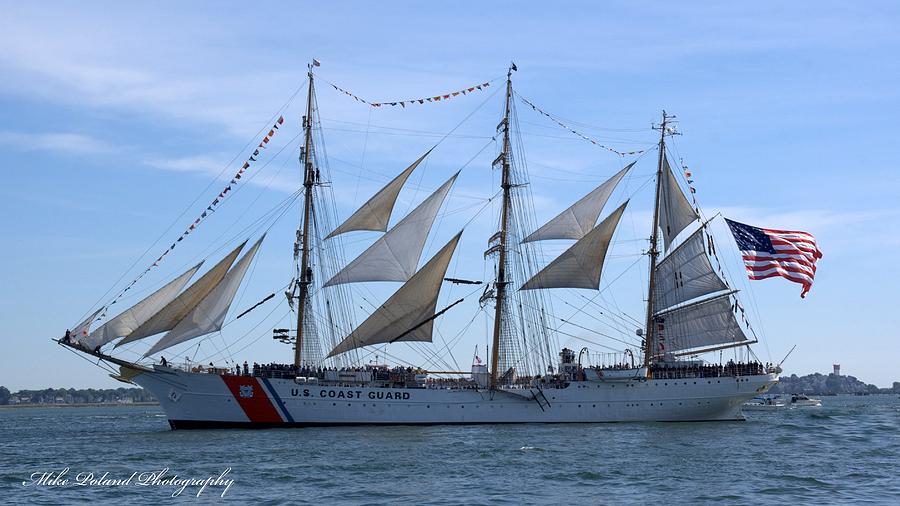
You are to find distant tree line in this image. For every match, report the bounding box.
[0,386,156,405]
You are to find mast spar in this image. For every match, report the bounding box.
[294,62,317,368]
[490,65,515,388]
[643,111,672,370]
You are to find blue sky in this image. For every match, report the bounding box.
[2,2,898,390]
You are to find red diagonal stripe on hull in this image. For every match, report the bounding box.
[221,375,283,423]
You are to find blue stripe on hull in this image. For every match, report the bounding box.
[259,377,295,423]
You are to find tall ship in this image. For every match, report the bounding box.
[60,63,779,428]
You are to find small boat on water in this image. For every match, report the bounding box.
[742,396,786,411]
[787,394,822,407]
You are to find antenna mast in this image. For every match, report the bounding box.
[294,62,317,368]
[490,64,515,388]
[643,111,671,370]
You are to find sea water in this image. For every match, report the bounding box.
[2,395,898,504]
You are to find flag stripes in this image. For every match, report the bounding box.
[725,218,823,298]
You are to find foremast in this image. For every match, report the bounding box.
[489,66,515,389]
[294,62,317,368]
[643,111,671,370]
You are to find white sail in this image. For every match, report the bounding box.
[327,232,461,357]
[72,308,103,346]
[653,293,748,354]
[81,263,204,350]
[523,162,633,243]
[115,242,246,347]
[658,157,699,251]
[324,172,458,287]
[654,227,729,312]
[326,149,431,239]
[143,236,264,357]
[520,202,627,291]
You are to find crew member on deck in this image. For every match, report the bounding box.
[61,329,71,344]
[160,356,168,367]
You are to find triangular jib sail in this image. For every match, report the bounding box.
[658,157,699,251]
[144,236,265,357]
[523,162,632,243]
[654,227,729,312]
[327,232,462,357]
[326,149,432,239]
[520,201,628,290]
[81,262,204,350]
[115,241,246,347]
[324,172,458,286]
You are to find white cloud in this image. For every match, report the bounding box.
[0,131,115,155]
[144,155,226,175]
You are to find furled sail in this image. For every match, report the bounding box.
[658,157,699,251]
[520,201,628,291]
[324,172,458,287]
[326,232,462,357]
[115,242,246,347]
[653,227,729,312]
[326,149,431,239]
[81,262,204,350]
[652,292,748,355]
[143,236,264,357]
[523,162,633,243]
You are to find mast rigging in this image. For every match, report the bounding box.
[489,65,515,388]
[643,111,670,369]
[295,62,317,368]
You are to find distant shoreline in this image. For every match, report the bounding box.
[0,402,159,410]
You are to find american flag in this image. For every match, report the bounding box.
[725,218,823,298]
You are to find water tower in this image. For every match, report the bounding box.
[833,364,841,376]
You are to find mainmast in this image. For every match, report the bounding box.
[490,65,515,388]
[643,111,670,369]
[294,62,317,368]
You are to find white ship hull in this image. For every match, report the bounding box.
[131,367,778,429]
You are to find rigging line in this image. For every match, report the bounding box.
[194,304,289,364]
[321,127,491,140]
[327,159,491,201]
[555,254,646,329]
[517,119,650,137]
[208,311,293,365]
[557,317,639,349]
[427,84,503,152]
[76,81,309,326]
[58,343,119,376]
[89,130,302,325]
[561,298,640,342]
[351,107,374,208]
[577,293,643,327]
[514,92,648,156]
[108,192,301,358]
[546,325,625,353]
[116,186,302,308]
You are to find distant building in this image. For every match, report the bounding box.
[833,364,841,376]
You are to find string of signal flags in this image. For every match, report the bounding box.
[323,78,498,108]
[99,116,286,318]
[321,70,645,157]
[516,94,648,157]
